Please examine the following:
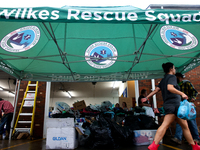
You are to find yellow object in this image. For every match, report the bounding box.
[12,81,39,139]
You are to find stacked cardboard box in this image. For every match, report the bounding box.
[46,118,78,149]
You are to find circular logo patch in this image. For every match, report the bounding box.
[1,26,40,53]
[85,41,118,69]
[160,25,198,50]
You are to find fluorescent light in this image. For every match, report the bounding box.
[0,87,3,90]
[66,91,72,98]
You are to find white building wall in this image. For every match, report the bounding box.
[2,97,15,105]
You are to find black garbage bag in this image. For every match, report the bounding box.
[51,113,74,118]
[98,113,111,127]
[85,106,93,112]
[134,106,145,113]
[84,120,115,149]
[59,112,75,118]
[51,113,62,118]
[79,128,91,146]
[125,111,134,116]
[138,115,159,129]
[82,122,91,129]
[108,120,133,147]
[124,115,140,130]
[114,109,126,125]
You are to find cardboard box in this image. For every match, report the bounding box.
[46,127,78,149]
[133,130,162,146]
[17,133,29,140]
[73,100,86,110]
[46,118,74,128]
[119,97,133,109]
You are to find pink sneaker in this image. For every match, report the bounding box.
[192,141,200,150]
[148,141,160,150]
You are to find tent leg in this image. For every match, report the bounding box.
[135,80,139,106]
[151,79,158,123]
[9,79,21,140]
[43,82,51,139]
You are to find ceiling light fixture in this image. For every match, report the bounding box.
[66,91,72,98]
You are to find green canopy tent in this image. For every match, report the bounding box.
[0,5,200,82]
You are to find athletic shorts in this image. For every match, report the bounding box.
[163,104,180,116]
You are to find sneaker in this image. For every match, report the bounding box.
[148,141,160,150]
[171,137,182,145]
[191,141,200,150]
[194,139,200,145]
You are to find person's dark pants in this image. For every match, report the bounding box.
[174,119,200,141]
[0,113,13,135]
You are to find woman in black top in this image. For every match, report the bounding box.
[145,62,200,150]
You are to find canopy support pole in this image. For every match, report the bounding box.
[43,82,51,139]
[127,24,158,80]
[64,23,67,53]
[9,79,21,140]
[179,53,200,73]
[151,79,158,123]
[135,80,139,106]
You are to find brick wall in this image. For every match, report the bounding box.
[14,81,46,139]
[138,79,155,107]
[138,65,200,135]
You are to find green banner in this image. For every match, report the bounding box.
[0,6,200,24]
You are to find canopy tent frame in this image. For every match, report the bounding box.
[42,22,76,81]
[126,24,158,80]
[0,6,200,82]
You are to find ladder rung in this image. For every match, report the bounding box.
[27,91,35,93]
[24,98,34,100]
[28,84,37,86]
[18,121,32,123]
[20,113,32,116]
[23,105,33,107]
[15,128,31,133]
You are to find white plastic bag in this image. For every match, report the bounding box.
[142,106,155,118]
[177,100,196,120]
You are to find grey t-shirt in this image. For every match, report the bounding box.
[158,74,181,105]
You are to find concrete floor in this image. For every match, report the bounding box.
[0,136,194,150]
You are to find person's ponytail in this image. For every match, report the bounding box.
[162,62,174,74]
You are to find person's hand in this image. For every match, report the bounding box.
[181,93,188,100]
[153,108,160,113]
[141,98,147,103]
[190,98,195,102]
[148,104,151,107]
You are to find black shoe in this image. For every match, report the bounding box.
[171,137,182,145]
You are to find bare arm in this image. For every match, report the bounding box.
[167,84,188,99]
[141,87,160,102]
[146,87,161,99]
[139,103,151,107]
